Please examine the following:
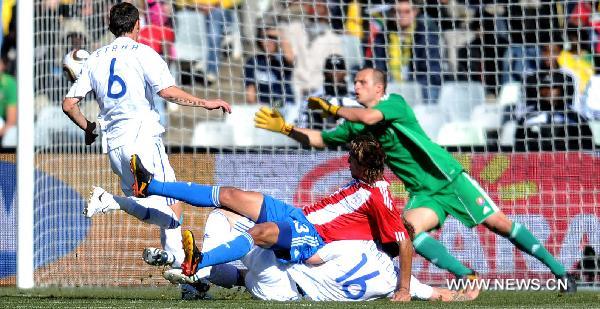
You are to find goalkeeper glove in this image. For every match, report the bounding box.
[254,106,294,135]
[307,97,340,117]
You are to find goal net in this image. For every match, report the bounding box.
[1,0,598,289]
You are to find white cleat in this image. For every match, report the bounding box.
[143,247,176,266]
[164,268,199,284]
[85,186,119,218]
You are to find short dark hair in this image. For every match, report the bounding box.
[109,2,139,37]
[349,135,386,184]
[359,67,387,93]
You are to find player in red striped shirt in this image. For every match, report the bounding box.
[124,135,413,301]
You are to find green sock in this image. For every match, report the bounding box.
[508,222,566,276]
[413,232,473,276]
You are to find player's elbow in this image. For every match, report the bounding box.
[62,99,76,114]
[158,86,177,100]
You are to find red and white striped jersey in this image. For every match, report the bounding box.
[302,178,409,244]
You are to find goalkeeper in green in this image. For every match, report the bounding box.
[254,67,576,293]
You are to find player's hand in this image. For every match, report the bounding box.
[202,99,232,114]
[84,120,98,146]
[391,289,411,302]
[254,106,293,135]
[307,97,340,117]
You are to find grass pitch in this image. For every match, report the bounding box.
[0,286,598,308]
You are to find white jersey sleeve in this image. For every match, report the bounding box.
[143,47,176,94]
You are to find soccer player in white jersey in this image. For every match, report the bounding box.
[165,208,479,302]
[62,2,231,297]
[120,135,413,301]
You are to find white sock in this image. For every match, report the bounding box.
[162,226,185,267]
[113,195,180,229]
[197,210,238,280]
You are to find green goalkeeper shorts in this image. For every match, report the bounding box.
[405,172,500,228]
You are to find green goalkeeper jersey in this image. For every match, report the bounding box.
[321,93,464,195]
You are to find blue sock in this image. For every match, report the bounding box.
[148,180,221,207]
[197,232,254,269]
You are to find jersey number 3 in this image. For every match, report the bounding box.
[108,58,126,99]
[335,253,380,300]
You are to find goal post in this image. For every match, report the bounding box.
[16,0,35,290]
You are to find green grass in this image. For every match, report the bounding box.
[0,287,598,308]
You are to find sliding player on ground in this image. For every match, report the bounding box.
[164,208,479,302]
[121,135,414,301]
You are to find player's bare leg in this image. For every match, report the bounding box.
[429,285,480,302]
[403,208,439,235]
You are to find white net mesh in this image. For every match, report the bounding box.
[1,0,598,289]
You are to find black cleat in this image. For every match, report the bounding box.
[130,154,153,198]
[181,281,210,300]
[557,273,577,294]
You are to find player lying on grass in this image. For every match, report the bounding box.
[254,67,576,293]
[126,135,413,301]
[161,208,480,302]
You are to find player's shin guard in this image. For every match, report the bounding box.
[508,222,566,276]
[148,180,221,208]
[413,232,474,276]
[113,195,181,229]
[197,232,254,270]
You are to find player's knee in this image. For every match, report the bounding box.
[248,223,278,247]
[218,187,239,205]
[483,213,512,236]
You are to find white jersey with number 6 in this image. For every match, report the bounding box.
[66,36,175,149]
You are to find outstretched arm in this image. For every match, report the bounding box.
[159,86,231,113]
[336,107,384,126]
[391,238,413,302]
[307,97,383,125]
[289,127,326,148]
[253,106,326,148]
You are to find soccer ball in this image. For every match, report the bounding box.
[63,48,90,82]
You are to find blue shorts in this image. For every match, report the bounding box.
[258,195,324,263]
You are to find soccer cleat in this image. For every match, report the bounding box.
[130,154,153,198]
[85,186,119,218]
[557,273,577,294]
[164,268,197,284]
[455,269,479,281]
[181,230,203,276]
[142,247,175,266]
[181,281,210,300]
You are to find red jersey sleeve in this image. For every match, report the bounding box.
[367,184,409,243]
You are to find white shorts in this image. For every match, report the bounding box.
[287,241,434,301]
[108,135,177,205]
[242,247,302,301]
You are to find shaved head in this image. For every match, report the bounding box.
[353,67,388,106]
